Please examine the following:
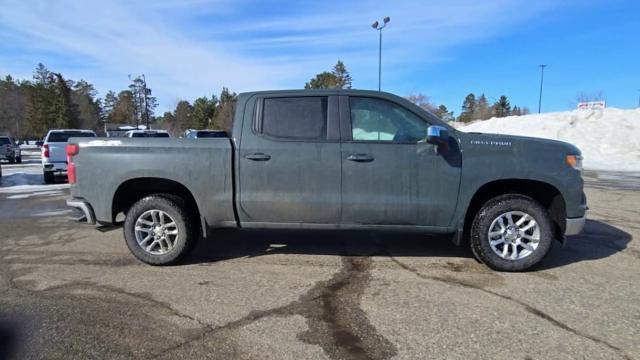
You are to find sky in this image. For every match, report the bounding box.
[0,0,638,115]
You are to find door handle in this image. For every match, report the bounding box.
[244,153,271,161]
[347,154,374,163]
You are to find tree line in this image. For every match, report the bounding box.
[1,61,532,140]
[304,61,529,123]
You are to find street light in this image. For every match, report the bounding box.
[372,16,390,92]
[538,64,547,113]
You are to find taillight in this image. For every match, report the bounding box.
[66,144,79,184]
[43,144,49,158]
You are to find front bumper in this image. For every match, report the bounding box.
[565,216,586,236]
[67,198,96,225]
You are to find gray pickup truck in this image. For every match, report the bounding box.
[67,90,586,271]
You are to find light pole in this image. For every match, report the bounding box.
[637,89,640,108]
[372,16,390,92]
[538,64,547,113]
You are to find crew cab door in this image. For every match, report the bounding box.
[238,95,342,225]
[339,96,461,228]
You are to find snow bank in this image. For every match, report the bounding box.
[455,108,640,172]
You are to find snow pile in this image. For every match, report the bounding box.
[455,108,640,171]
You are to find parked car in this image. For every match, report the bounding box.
[185,130,228,139]
[66,89,587,271]
[0,136,22,163]
[41,129,96,184]
[124,130,170,138]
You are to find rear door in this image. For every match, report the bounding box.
[238,95,342,224]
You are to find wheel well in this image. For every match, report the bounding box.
[112,178,201,226]
[463,179,566,241]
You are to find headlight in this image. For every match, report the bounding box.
[566,154,583,172]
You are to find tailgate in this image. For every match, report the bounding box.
[47,142,67,162]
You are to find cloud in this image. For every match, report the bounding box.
[0,0,567,112]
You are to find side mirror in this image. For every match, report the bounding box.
[426,125,449,150]
[36,140,44,147]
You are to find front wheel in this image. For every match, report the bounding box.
[470,194,554,272]
[16,156,21,164]
[124,195,195,265]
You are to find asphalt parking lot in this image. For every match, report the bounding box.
[1,152,639,359]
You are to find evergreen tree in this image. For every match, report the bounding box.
[174,100,193,133]
[435,104,455,122]
[332,60,352,89]
[304,72,338,89]
[103,90,118,123]
[213,87,237,132]
[72,80,101,131]
[50,73,78,129]
[457,93,476,123]
[111,90,136,124]
[475,94,491,120]
[492,95,511,118]
[192,96,217,130]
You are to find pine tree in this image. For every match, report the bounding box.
[192,96,216,130]
[213,87,237,132]
[103,91,117,123]
[332,60,352,89]
[174,100,193,133]
[457,93,477,123]
[435,104,455,122]
[493,95,511,118]
[304,72,339,89]
[475,94,490,120]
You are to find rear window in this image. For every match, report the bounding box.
[132,132,170,138]
[262,97,327,140]
[48,132,96,142]
[196,131,227,138]
[0,137,10,145]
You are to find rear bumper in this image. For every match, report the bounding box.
[565,216,586,236]
[66,198,96,225]
[44,162,67,173]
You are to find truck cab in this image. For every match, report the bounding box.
[66,90,586,271]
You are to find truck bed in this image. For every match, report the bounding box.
[69,138,236,226]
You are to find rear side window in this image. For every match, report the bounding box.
[131,132,169,138]
[262,97,327,140]
[197,131,227,138]
[48,132,96,142]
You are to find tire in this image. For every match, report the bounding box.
[16,156,21,164]
[43,171,55,184]
[470,194,554,272]
[124,195,195,265]
[8,157,15,164]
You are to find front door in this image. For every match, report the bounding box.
[238,95,342,224]
[340,96,461,228]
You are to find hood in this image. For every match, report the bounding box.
[460,131,582,156]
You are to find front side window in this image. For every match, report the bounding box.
[350,97,428,142]
[262,97,328,140]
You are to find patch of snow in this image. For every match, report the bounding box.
[32,209,72,217]
[7,190,65,199]
[0,183,69,194]
[455,108,640,171]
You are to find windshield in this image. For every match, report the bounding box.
[0,137,11,145]
[48,132,96,142]
[131,132,170,138]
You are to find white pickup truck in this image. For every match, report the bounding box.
[40,129,96,183]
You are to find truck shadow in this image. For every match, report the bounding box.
[185,219,631,271]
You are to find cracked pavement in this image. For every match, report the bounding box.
[0,156,639,359]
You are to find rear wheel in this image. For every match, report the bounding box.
[16,156,21,164]
[43,171,54,184]
[470,194,554,272]
[124,195,195,265]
